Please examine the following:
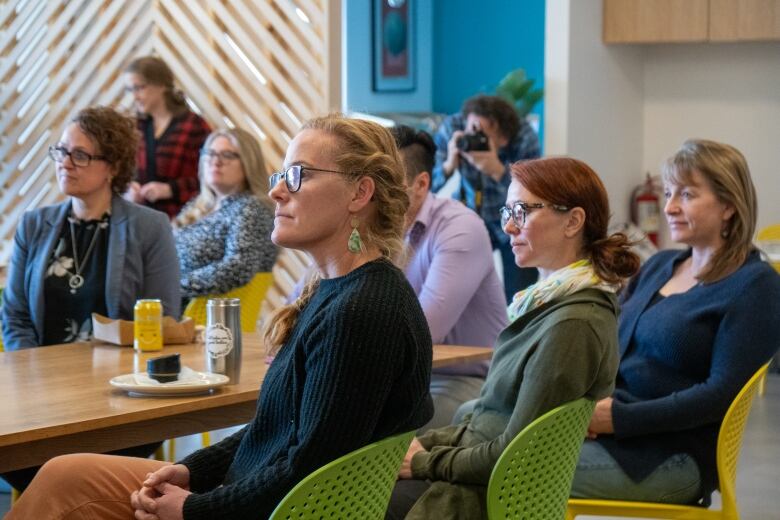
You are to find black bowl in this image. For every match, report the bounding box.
[147,353,181,383]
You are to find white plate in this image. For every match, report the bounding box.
[110,371,230,396]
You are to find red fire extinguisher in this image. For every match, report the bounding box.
[631,173,661,246]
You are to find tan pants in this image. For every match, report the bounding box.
[4,454,168,520]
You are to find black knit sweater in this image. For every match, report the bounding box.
[180,259,434,519]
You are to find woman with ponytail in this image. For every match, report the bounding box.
[123,56,211,218]
[571,139,780,506]
[387,157,640,520]
[7,115,433,520]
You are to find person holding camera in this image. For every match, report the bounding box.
[433,94,540,302]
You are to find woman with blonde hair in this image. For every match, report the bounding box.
[8,114,433,520]
[571,139,780,505]
[124,56,211,217]
[174,128,277,298]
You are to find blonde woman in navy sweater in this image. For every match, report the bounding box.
[571,139,780,505]
[8,116,434,520]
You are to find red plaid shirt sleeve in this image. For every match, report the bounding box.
[135,112,211,218]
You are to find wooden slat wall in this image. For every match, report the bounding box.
[0,0,341,313]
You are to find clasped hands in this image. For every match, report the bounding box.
[130,464,191,520]
[587,397,615,439]
[398,437,427,480]
[126,181,173,204]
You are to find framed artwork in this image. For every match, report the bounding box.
[372,0,415,92]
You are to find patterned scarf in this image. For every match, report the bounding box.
[507,259,619,322]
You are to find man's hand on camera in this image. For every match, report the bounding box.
[443,130,465,176]
[461,136,505,182]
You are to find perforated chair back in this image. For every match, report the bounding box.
[487,398,595,520]
[183,272,273,333]
[716,362,769,519]
[269,430,415,519]
[566,363,769,520]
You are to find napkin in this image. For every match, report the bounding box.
[133,366,202,386]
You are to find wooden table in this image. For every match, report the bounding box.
[0,335,491,472]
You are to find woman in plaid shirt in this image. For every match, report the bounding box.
[124,56,211,218]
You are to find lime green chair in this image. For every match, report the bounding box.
[487,398,596,520]
[269,430,415,519]
[566,363,769,520]
[183,272,274,333]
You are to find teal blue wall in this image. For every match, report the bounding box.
[432,0,546,142]
[344,0,545,141]
[344,0,433,113]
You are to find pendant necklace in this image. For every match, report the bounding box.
[68,217,102,294]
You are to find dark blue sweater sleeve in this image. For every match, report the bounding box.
[613,264,780,438]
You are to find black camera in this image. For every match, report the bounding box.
[456,130,490,152]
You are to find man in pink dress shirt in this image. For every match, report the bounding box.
[393,125,507,430]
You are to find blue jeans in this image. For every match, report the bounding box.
[570,440,702,504]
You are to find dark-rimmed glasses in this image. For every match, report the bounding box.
[268,165,345,193]
[500,200,570,228]
[48,146,107,168]
[201,149,241,163]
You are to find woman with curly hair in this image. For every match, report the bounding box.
[7,114,433,520]
[2,105,180,352]
[0,105,181,492]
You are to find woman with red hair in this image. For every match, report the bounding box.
[387,157,640,519]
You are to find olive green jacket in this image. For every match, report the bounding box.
[406,289,620,519]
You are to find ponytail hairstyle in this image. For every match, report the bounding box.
[263,114,409,354]
[662,139,757,283]
[125,56,188,116]
[510,157,640,285]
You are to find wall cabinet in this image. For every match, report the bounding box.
[604,0,780,43]
[710,0,780,41]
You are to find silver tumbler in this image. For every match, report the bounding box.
[205,298,242,384]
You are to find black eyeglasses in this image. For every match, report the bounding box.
[48,146,107,168]
[500,200,570,228]
[268,165,345,193]
[201,149,241,163]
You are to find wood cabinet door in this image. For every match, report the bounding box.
[710,0,780,40]
[603,0,709,43]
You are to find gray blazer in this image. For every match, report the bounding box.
[2,195,181,350]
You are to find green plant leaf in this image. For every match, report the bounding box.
[495,68,543,119]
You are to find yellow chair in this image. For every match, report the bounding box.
[183,272,274,333]
[754,225,779,397]
[566,363,770,520]
[164,272,273,462]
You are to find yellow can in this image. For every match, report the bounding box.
[134,299,163,352]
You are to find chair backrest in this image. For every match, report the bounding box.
[487,398,595,520]
[183,272,274,333]
[756,224,780,241]
[269,430,415,520]
[717,363,769,519]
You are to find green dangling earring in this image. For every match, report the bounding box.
[348,217,363,254]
